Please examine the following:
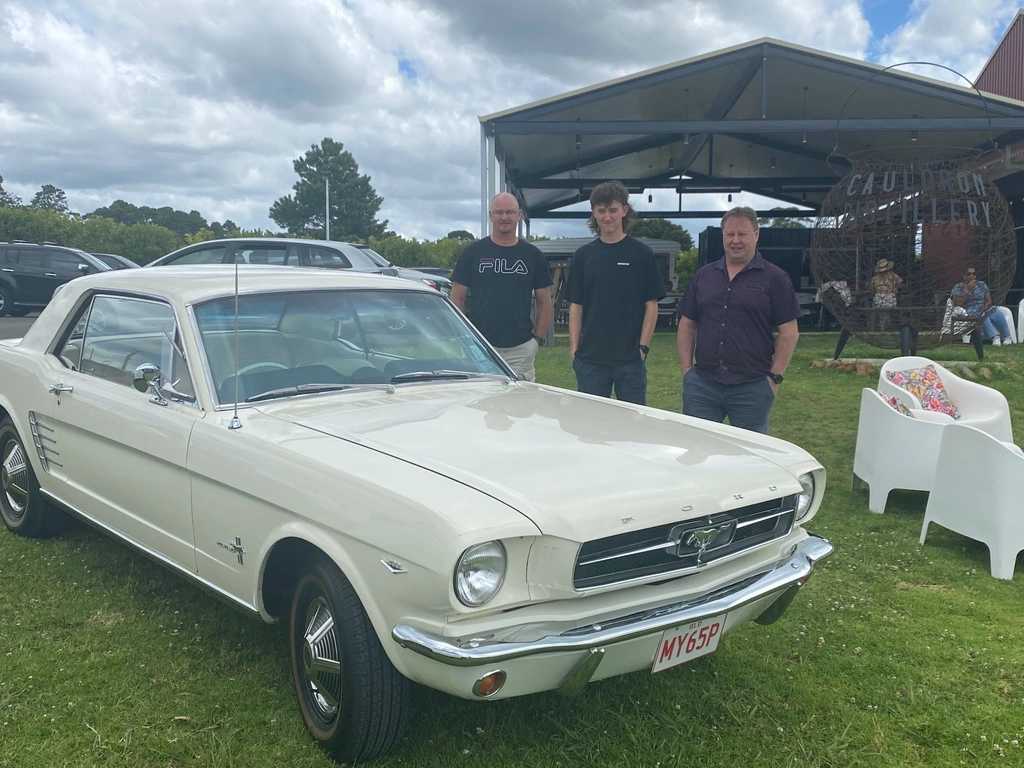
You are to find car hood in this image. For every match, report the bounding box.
[255,382,817,542]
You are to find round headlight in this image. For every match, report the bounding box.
[796,472,815,520]
[454,541,507,607]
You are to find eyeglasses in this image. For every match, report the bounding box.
[490,209,520,217]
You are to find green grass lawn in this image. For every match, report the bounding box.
[2,330,1023,767]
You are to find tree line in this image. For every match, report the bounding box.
[0,137,697,273]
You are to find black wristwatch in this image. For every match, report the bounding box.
[639,344,650,357]
[533,334,545,346]
[768,372,784,384]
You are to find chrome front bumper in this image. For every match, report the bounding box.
[392,533,833,667]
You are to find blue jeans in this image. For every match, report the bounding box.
[981,310,1012,340]
[573,357,647,405]
[682,369,776,434]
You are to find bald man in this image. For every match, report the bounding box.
[451,193,553,381]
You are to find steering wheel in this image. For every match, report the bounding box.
[237,361,289,375]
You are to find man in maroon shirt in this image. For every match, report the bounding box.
[676,207,801,433]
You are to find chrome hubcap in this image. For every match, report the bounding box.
[2,440,29,517]
[302,596,342,718]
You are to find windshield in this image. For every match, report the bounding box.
[193,289,509,405]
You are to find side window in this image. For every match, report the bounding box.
[167,246,227,265]
[48,251,89,276]
[235,244,296,265]
[15,249,45,267]
[307,246,352,269]
[0,248,8,265]
[57,296,195,399]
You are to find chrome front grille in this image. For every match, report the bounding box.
[573,495,797,590]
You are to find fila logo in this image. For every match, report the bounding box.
[479,258,528,274]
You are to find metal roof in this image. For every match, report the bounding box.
[478,37,1024,229]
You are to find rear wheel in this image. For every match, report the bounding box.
[0,418,65,537]
[0,284,11,317]
[289,553,409,763]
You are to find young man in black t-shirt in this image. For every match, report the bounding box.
[567,181,665,405]
[451,193,552,381]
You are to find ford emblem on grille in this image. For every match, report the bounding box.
[667,519,736,564]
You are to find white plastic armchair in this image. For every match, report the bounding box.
[877,356,1013,442]
[921,423,1024,579]
[853,388,947,513]
[1018,298,1024,341]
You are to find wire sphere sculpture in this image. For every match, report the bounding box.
[811,149,1017,349]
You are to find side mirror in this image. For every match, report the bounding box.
[78,263,91,273]
[132,363,168,406]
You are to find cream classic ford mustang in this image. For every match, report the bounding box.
[0,266,832,763]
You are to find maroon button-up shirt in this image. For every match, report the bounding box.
[678,252,801,385]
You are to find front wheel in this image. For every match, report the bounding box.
[0,284,12,317]
[0,418,65,537]
[289,553,409,763]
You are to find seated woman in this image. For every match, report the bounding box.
[949,267,1013,346]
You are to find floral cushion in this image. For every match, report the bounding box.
[883,394,914,417]
[885,365,960,419]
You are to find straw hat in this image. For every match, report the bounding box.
[874,258,894,274]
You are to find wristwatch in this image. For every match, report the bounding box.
[768,372,784,384]
[533,334,545,346]
[639,344,650,357]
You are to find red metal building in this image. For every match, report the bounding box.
[976,10,1024,102]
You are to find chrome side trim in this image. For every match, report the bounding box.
[39,488,261,619]
[392,534,833,667]
[27,411,51,473]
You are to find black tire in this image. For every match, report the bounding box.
[8,307,30,317]
[0,284,11,317]
[289,553,409,764]
[0,418,65,537]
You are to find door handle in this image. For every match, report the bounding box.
[44,272,57,277]
[1,268,12,272]
[48,383,74,395]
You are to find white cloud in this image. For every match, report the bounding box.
[878,0,1019,83]
[0,0,1008,245]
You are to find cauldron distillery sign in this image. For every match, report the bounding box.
[811,151,1017,350]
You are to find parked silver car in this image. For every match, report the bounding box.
[145,238,452,293]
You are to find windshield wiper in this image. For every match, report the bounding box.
[245,383,357,403]
[389,370,506,383]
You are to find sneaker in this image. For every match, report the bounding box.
[1003,336,1014,345]
[992,337,1002,346]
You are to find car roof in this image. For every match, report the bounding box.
[166,237,365,249]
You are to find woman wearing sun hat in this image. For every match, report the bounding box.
[870,258,902,330]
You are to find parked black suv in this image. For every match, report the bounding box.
[0,242,109,317]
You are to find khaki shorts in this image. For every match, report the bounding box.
[494,338,540,382]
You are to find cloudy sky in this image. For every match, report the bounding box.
[0,0,1020,242]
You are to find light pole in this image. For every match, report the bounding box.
[325,177,330,241]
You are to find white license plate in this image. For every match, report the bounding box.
[651,613,727,674]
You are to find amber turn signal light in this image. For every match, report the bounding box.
[472,670,507,698]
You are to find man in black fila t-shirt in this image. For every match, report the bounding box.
[567,181,665,405]
[452,193,552,381]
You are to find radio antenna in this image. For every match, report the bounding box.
[228,261,242,430]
